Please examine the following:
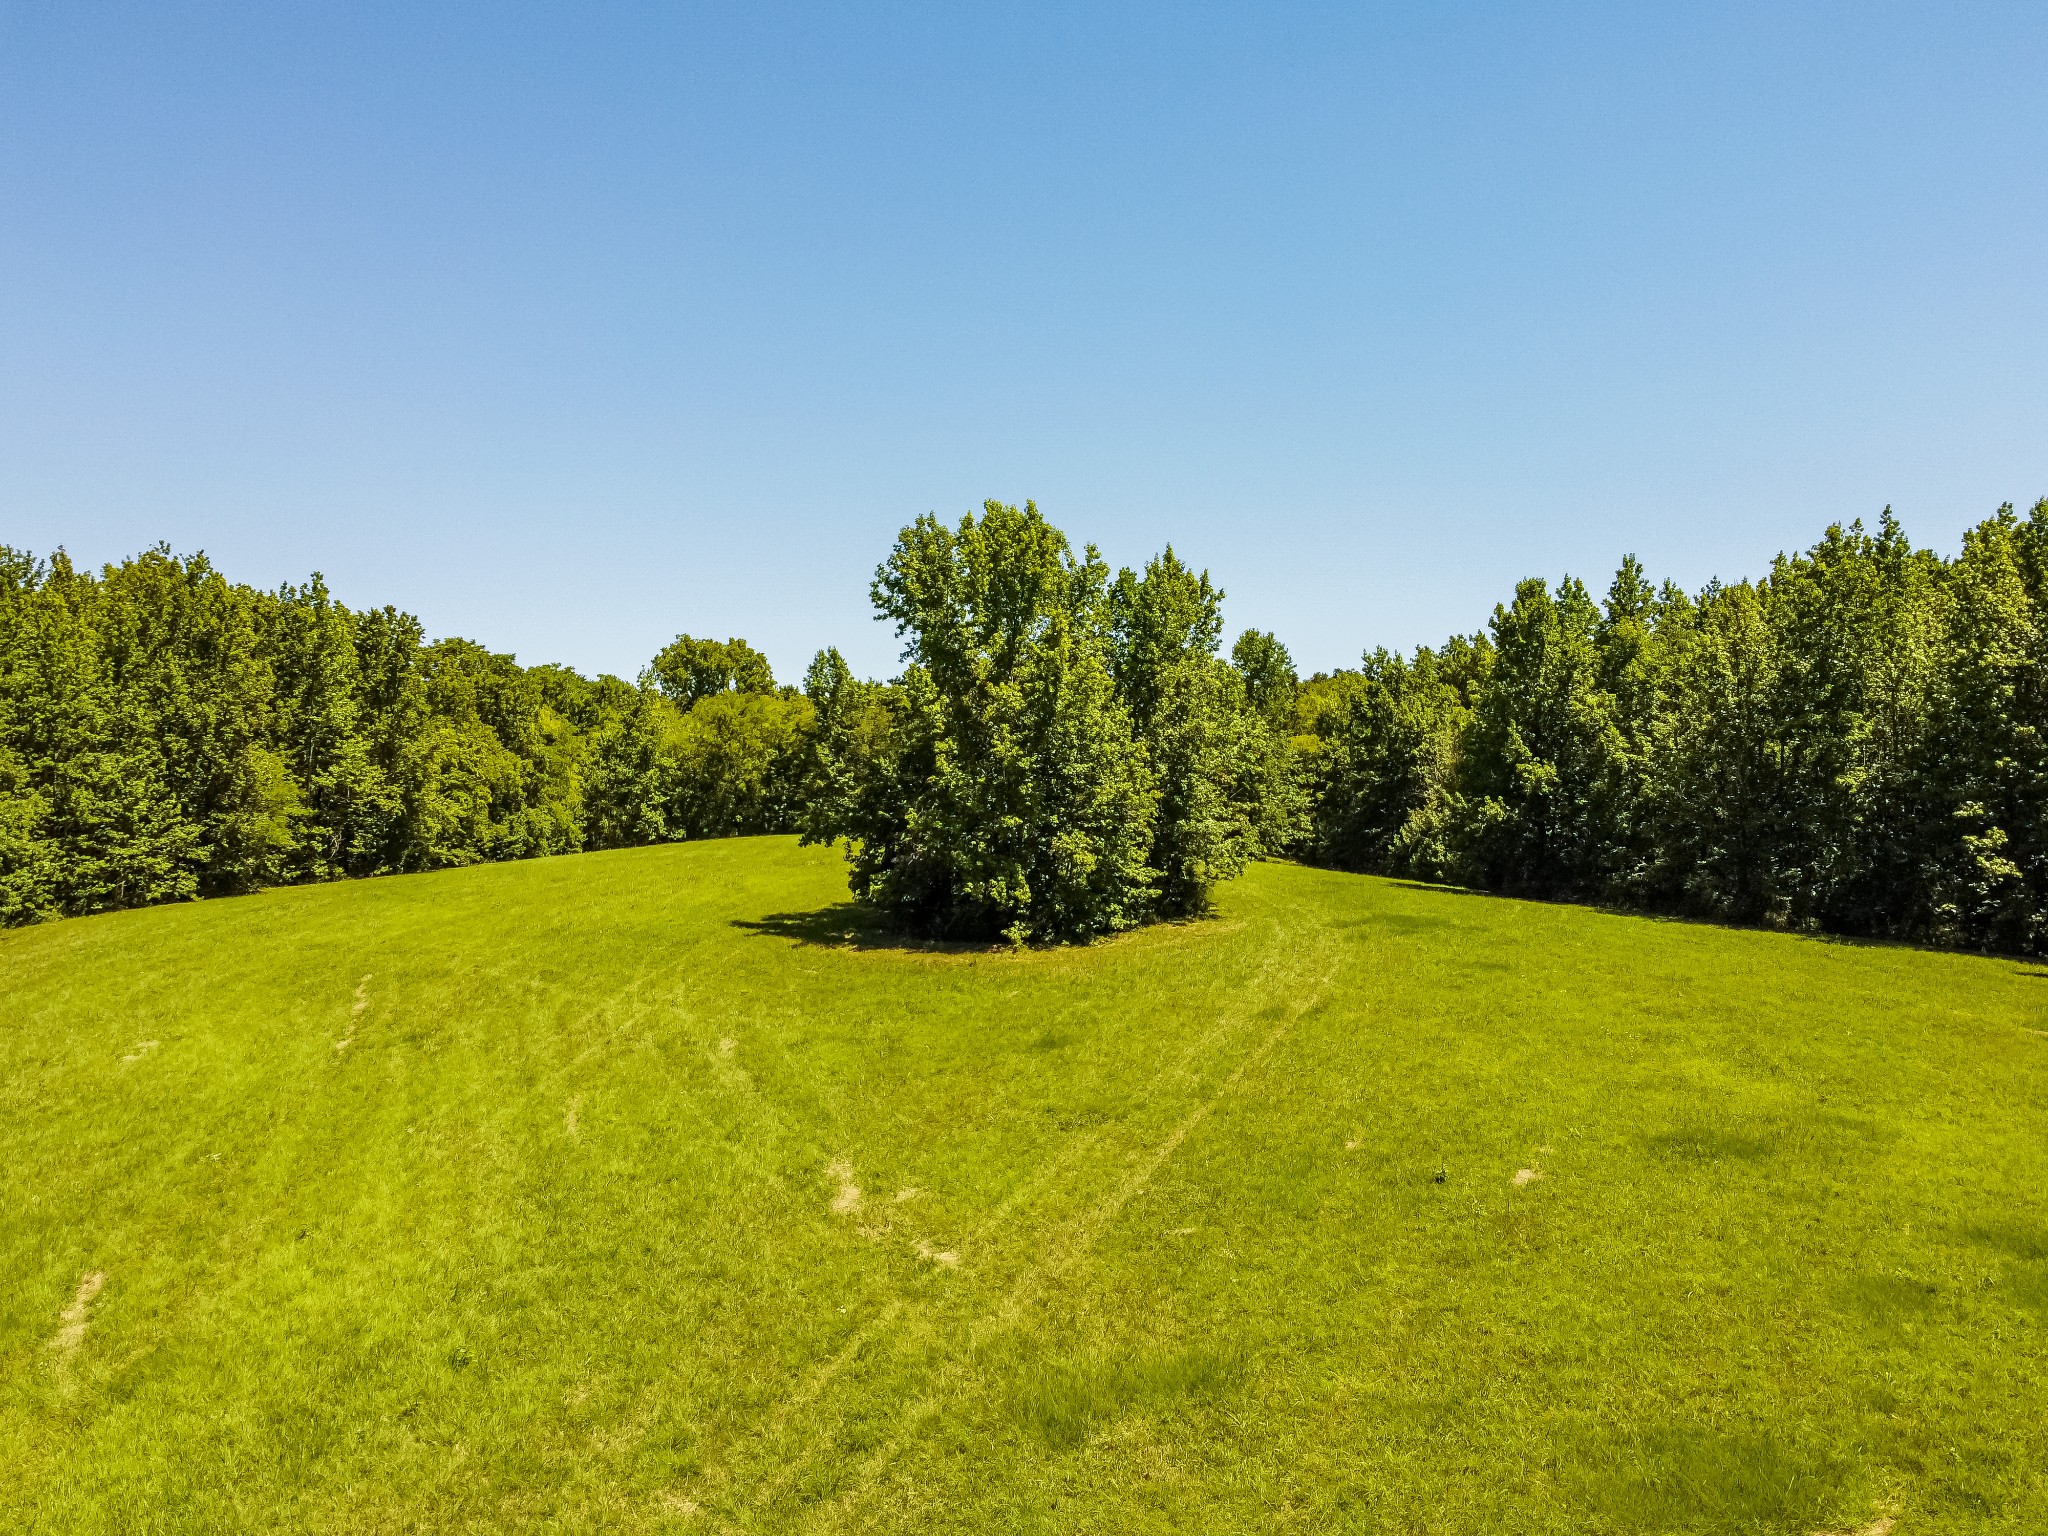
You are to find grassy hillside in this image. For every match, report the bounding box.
[4,839,2045,1534]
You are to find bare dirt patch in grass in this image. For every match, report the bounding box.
[333,975,374,1053]
[1512,1168,1543,1187]
[50,1271,106,1355]
[828,1160,862,1216]
[120,1041,157,1064]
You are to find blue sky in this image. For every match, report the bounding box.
[3,2,2043,682]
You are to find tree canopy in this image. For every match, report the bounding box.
[1297,501,2048,956]
[8,497,2048,955]
[799,502,1295,942]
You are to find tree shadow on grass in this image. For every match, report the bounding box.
[732,903,1228,955]
[1378,875,2048,970]
[731,904,999,955]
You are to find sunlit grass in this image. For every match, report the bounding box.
[3,838,2044,1532]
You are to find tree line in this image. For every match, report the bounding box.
[4,497,2045,953]
[0,546,817,922]
[0,504,1295,940]
[1297,500,2048,957]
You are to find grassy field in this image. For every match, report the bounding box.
[3,838,2045,1534]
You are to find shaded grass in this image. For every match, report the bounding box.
[2,837,2045,1532]
[1005,1343,1245,1451]
[1566,1426,1846,1533]
[1643,1120,1782,1162]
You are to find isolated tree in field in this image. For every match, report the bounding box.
[802,505,1299,941]
[806,501,1158,942]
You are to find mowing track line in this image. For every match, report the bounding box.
[772,926,1343,1533]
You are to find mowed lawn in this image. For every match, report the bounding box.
[3,840,2045,1534]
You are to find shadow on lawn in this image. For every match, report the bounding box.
[1386,876,2048,970]
[731,904,997,955]
[733,903,1224,955]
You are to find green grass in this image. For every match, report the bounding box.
[4,838,2045,1534]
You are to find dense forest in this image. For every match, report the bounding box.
[4,497,2046,952]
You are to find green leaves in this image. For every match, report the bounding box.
[0,547,819,923]
[645,635,776,708]
[844,502,1158,941]
[810,502,1291,942]
[1303,500,2048,954]
[15,493,2048,959]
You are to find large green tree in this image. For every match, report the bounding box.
[1109,550,1299,912]
[646,635,776,707]
[809,501,1159,942]
[1449,576,1628,897]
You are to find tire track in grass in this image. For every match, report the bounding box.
[741,915,1344,1532]
[697,992,1276,1518]
[419,953,800,1475]
[554,934,1041,1499]
[516,942,914,1499]
[799,954,1341,1533]
[686,913,1316,1525]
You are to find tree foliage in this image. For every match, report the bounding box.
[14,498,2048,957]
[645,634,776,708]
[1299,501,2048,954]
[802,504,1296,942]
[0,549,813,923]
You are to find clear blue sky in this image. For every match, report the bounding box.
[4,3,2044,683]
